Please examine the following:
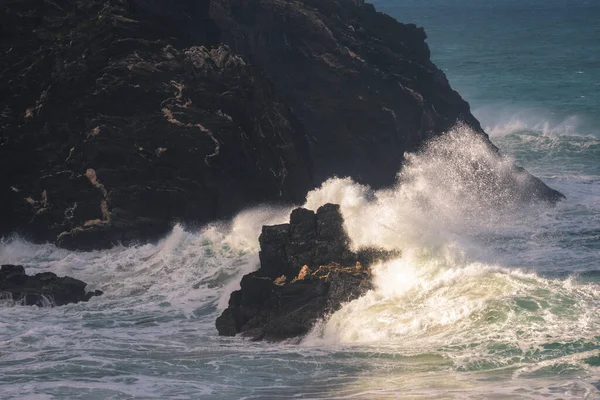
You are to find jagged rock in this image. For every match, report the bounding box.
[216,203,396,341]
[0,0,563,250]
[0,265,102,307]
[0,0,311,249]
[258,204,355,280]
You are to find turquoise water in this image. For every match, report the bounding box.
[376,0,600,275]
[1,1,600,399]
[376,0,600,131]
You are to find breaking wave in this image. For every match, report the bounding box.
[297,126,600,375]
[1,124,599,398]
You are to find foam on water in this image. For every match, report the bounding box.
[1,124,599,398]
[0,205,290,313]
[304,249,600,370]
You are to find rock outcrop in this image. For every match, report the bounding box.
[216,204,396,341]
[0,0,563,250]
[0,265,102,306]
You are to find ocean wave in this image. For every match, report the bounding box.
[473,105,598,138]
[1,123,598,386]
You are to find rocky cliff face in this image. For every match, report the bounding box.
[0,0,562,250]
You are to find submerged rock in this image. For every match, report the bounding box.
[216,204,397,341]
[0,265,102,307]
[0,0,562,250]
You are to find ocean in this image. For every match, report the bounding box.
[1,0,599,398]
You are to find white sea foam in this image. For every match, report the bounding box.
[0,205,290,316]
[472,105,598,138]
[296,126,600,373]
[1,123,599,398]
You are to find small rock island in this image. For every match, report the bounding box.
[0,265,102,307]
[216,204,396,341]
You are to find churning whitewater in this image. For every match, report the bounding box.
[1,123,600,398]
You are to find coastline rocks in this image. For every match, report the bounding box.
[0,0,563,251]
[0,0,312,250]
[0,265,102,307]
[216,204,397,341]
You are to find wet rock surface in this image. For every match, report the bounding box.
[216,204,397,341]
[0,0,563,250]
[0,265,102,307]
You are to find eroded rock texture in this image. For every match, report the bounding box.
[0,264,102,306]
[0,0,562,250]
[216,204,397,341]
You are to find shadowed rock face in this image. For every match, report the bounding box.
[211,0,482,188]
[0,0,563,250]
[0,265,102,306]
[216,204,397,341]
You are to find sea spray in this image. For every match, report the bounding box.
[305,126,551,253]
[474,106,589,138]
[0,205,290,316]
[303,247,600,370]
[1,124,599,398]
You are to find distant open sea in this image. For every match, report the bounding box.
[1,1,599,398]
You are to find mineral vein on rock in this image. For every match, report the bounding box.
[0,0,563,250]
[0,265,102,307]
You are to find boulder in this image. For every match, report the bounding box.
[0,0,563,250]
[216,203,396,341]
[0,265,102,307]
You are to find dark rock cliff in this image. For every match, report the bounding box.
[0,0,563,250]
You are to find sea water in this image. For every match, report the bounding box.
[1,0,599,398]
